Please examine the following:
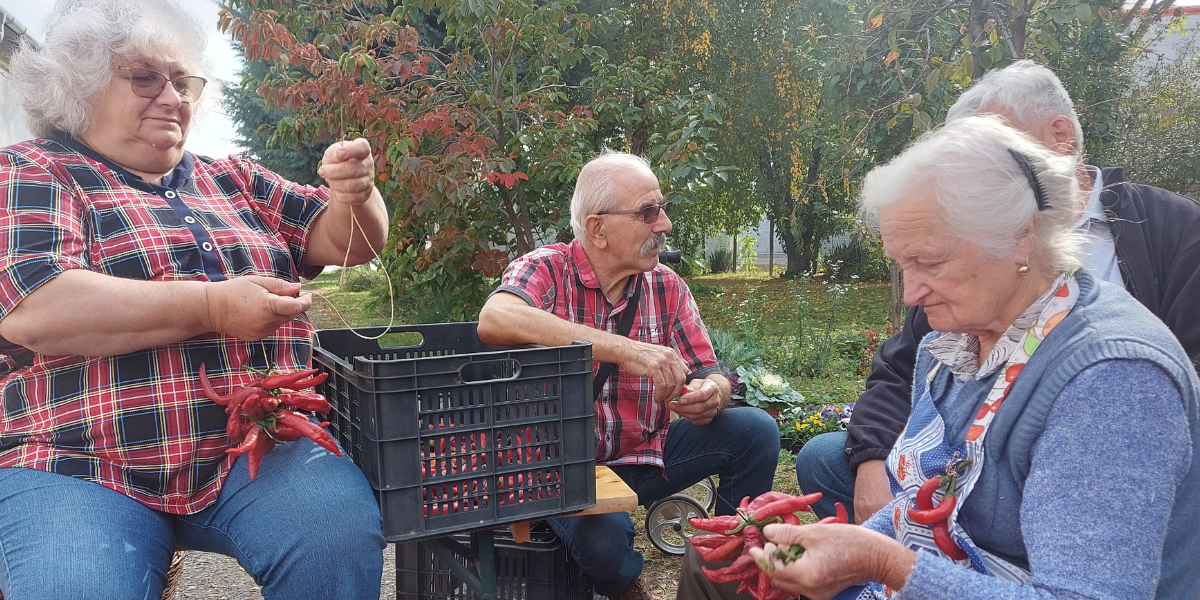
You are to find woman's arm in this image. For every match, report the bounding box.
[754,359,1188,600]
[0,270,310,356]
[896,359,1188,600]
[301,139,389,267]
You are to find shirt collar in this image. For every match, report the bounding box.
[1074,166,1105,228]
[49,134,195,191]
[924,272,1072,380]
[568,239,639,303]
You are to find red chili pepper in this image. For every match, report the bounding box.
[246,433,275,480]
[690,534,735,549]
[915,475,944,510]
[741,525,763,550]
[747,491,799,511]
[756,567,770,600]
[284,372,328,390]
[260,395,281,412]
[750,496,818,521]
[276,409,344,456]
[701,554,756,583]
[241,396,267,420]
[226,427,260,457]
[689,515,742,533]
[781,513,800,525]
[227,414,249,445]
[907,495,957,525]
[835,501,849,524]
[932,521,968,560]
[739,495,751,511]
[696,535,743,562]
[259,368,320,390]
[270,420,305,442]
[198,363,234,406]
[279,390,331,413]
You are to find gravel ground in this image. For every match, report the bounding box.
[175,545,396,600]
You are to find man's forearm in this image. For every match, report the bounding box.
[0,270,211,356]
[478,295,635,364]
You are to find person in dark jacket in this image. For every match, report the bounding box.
[792,60,1200,527]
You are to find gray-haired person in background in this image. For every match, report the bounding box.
[679,59,1200,600]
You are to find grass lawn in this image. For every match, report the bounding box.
[303,266,891,598]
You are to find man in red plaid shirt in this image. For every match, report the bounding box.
[479,150,780,600]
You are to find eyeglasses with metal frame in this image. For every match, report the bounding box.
[596,201,672,224]
[115,66,208,103]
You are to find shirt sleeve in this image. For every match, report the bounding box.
[234,157,329,280]
[0,151,89,319]
[670,277,722,379]
[894,359,1189,600]
[492,250,560,310]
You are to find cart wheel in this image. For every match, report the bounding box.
[644,495,708,555]
[685,476,718,512]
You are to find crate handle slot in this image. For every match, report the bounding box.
[458,359,522,383]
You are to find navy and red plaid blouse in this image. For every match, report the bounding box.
[0,137,328,513]
[496,240,723,468]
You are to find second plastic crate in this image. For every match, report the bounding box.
[312,323,597,542]
[396,523,593,600]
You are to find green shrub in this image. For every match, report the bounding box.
[708,248,734,273]
[823,234,889,281]
[708,327,763,371]
[737,234,758,273]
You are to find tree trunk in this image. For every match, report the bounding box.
[630,118,650,156]
[969,0,989,78]
[768,219,775,277]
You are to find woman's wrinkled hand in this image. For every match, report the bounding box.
[748,523,916,600]
[203,276,312,341]
[317,138,377,207]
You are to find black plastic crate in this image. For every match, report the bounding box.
[312,323,597,542]
[396,523,593,600]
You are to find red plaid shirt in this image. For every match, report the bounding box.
[0,137,327,513]
[496,240,723,468]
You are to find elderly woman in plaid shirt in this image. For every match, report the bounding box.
[479,150,781,600]
[0,0,389,597]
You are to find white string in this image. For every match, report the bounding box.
[305,203,397,341]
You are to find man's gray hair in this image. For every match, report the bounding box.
[946,60,1084,160]
[570,149,657,242]
[10,0,211,138]
[860,115,1082,273]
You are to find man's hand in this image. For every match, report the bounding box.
[317,138,378,207]
[670,377,723,425]
[619,339,689,403]
[204,276,312,341]
[853,460,894,524]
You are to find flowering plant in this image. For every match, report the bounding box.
[777,402,855,448]
[735,364,805,409]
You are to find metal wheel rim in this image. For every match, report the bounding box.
[685,476,717,512]
[644,496,707,555]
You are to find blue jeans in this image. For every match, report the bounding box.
[793,430,859,522]
[0,437,385,600]
[549,407,779,595]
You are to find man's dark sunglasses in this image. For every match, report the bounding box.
[597,201,672,224]
[116,66,207,103]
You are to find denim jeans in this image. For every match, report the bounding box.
[0,437,386,600]
[793,430,859,522]
[549,407,779,595]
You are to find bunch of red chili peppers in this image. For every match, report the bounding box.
[199,364,343,479]
[688,491,848,600]
[907,459,971,560]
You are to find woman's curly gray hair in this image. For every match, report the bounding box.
[860,115,1083,274]
[9,0,210,138]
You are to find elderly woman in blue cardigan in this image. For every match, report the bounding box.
[750,116,1199,600]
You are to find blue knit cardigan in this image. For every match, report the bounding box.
[864,270,1200,599]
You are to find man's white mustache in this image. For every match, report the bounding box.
[640,233,667,257]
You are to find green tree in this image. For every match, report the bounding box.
[220,0,728,318]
